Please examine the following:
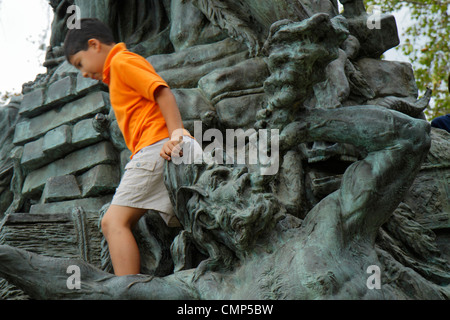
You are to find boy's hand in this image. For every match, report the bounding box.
[160,136,184,161]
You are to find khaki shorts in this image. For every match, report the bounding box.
[111,136,203,228]
[111,138,179,227]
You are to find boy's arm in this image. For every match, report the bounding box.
[155,86,186,161]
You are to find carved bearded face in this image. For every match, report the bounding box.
[168,162,283,269]
[190,165,283,251]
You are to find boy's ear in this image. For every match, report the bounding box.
[87,39,101,51]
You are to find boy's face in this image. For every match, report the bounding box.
[69,39,109,81]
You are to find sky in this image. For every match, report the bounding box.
[0,1,411,99]
[0,0,53,95]
[383,7,413,63]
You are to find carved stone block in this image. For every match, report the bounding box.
[45,76,76,107]
[19,88,45,118]
[72,118,103,148]
[41,175,81,203]
[43,125,73,156]
[77,164,120,198]
[13,92,110,146]
[22,142,117,196]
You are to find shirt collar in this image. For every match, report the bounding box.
[102,42,127,85]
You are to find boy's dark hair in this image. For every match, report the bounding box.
[64,18,115,62]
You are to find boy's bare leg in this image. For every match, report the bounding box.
[101,205,147,276]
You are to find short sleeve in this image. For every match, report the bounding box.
[114,55,168,102]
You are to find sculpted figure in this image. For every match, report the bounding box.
[1,2,448,300]
[46,0,171,62]
[0,101,438,299]
[47,0,339,59]
[187,0,339,55]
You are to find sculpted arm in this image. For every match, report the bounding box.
[191,0,260,55]
[0,245,197,300]
[280,106,431,239]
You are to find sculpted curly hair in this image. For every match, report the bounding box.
[166,162,284,275]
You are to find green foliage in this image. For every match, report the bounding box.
[364,0,450,119]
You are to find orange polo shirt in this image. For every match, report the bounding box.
[103,43,170,157]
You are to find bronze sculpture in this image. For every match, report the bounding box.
[0,0,448,300]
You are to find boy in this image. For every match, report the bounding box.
[64,18,192,276]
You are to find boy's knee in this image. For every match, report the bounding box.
[100,213,112,236]
[100,206,146,236]
[100,209,121,236]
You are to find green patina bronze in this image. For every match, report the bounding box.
[0,0,448,300]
